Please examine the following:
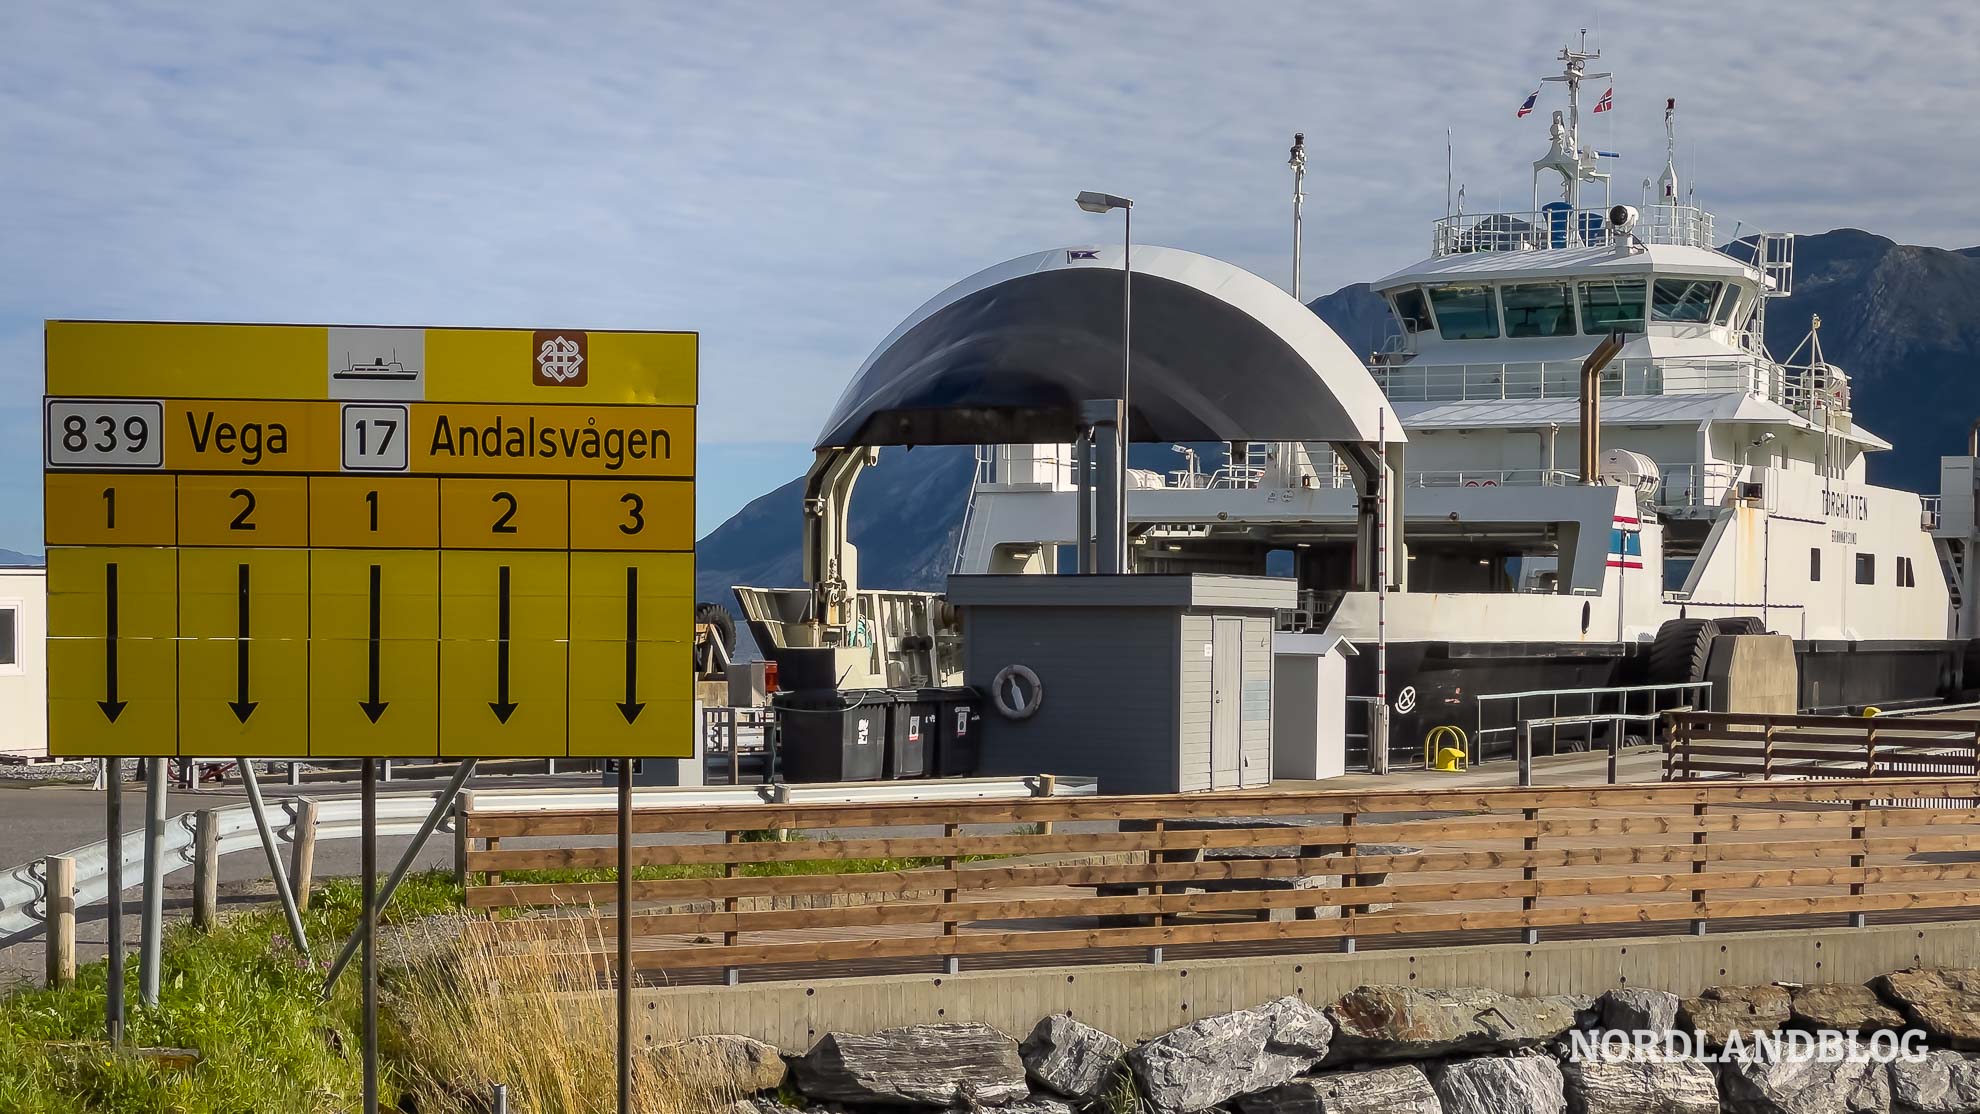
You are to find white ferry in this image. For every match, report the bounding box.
[946,42,1964,763]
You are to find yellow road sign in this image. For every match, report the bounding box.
[47,548,178,757]
[410,404,693,478]
[46,320,696,758]
[46,474,177,546]
[309,476,440,549]
[47,321,696,405]
[164,400,340,473]
[568,480,694,552]
[309,550,440,757]
[439,478,570,551]
[178,475,310,548]
[438,551,568,757]
[568,553,694,757]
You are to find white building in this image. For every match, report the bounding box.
[0,566,47,760]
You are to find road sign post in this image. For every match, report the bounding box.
[45,321,698,1103]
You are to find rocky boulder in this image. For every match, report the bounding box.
[1889,1050,1980,1114]
[649,1034,788,1093]
[1130,996,1333,1114]
[1678,986,1792,1048]
[790,1022,1029,1107]
[1430,1055,1566,1114]
[1872,970,1980,1050]
[1596,988,1681,1036]
[1719,1055,1891,1114]
[1236,1063,1438,1114]
[1326,986,1583,1063]
[1020,1013,1126,1102]
[1792,985,1908,1034]
[1561,1051,1719,1114]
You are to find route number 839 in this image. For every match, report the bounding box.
[46,400,164,469]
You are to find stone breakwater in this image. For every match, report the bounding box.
[660,968,1980,1114]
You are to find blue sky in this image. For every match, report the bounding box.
[5,0,1978,553]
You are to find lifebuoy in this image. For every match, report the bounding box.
[991,664,1045,720]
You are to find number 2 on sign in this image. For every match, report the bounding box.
[229,488,257,530]
[491,492,518,534]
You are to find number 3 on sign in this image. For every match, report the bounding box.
[342,403,408,472]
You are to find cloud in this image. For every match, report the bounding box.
[2,0,1978,543]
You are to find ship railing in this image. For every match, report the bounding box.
[1165,465,1265,490]
[1401,468,1580,490]
[1654,462,1742,509]
[1431,203,1718,256]
[1922,496,1943,531]
[1373,355,1771,404]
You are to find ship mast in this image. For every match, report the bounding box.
[1659,98,1680,206]
[1288,132,1307,302]
[1539,30,1609,212]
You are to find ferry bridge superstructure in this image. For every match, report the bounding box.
[949,43,1956,762]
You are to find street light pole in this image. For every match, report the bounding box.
[1076,191,1135,574]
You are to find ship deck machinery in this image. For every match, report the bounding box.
[955,45,1965,765]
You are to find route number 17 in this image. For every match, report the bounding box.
[341,403,409,472]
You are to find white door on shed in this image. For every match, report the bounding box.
[1210,617,1243,789]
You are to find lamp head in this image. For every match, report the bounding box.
[1076,191,1133,214]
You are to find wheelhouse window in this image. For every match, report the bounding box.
[1391,287,1433,334]
[1712,287,1741,327]
[1579,278,1647,334]
[1500,282,1577,338]
[1856,554,1875,585]
[1427,283,1500,340]
[1651,278,1722,323]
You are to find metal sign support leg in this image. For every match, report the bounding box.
[139,757,167,1007]
[321,759,479,996]
[237,759,311,959]
[362,758,379,1114]
[618,757,634,1114]
[105,756,124,1044]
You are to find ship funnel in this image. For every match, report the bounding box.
[1579,330,1627,483]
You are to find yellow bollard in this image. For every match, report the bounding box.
[1425,725,1470,772]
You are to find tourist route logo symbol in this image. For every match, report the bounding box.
[532,330,588,387]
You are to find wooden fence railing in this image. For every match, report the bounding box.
[459,778,1980,979]
[1666,711,1980,782]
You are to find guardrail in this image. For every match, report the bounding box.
[1664,711,1980,786]
[0,776,1093,948]
[462,777,1980,982]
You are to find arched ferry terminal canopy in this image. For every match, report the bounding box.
[814,245,1405,449]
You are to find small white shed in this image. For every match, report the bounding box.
[1271,630,1355,780]
[0,566,48,760]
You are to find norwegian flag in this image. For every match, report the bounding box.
[1516,87,1541,118]
[1592,87,1613,113]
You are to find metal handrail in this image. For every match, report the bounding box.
[1476,680,1711,760]
[1431,204,1720,255]
[1372,355,1770,404]
[0,775,1094,944]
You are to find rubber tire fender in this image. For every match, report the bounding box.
[1647,618,1720,686]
